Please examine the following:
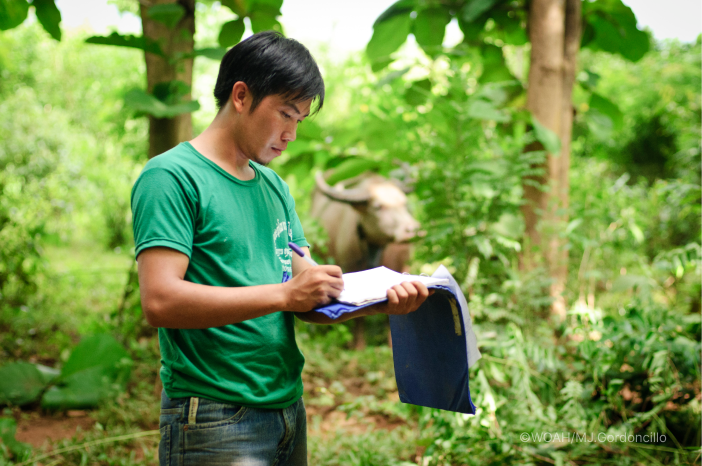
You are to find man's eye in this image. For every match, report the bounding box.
[282,112,291,119]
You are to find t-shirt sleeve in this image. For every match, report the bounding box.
[285,185,309,248]
[131,167,197,260]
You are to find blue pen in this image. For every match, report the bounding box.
[288,242,319,267]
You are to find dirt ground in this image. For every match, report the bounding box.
[15,410,95,449]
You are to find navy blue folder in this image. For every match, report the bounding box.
[314,266,480,414]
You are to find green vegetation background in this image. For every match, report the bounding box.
[0,6,699,465]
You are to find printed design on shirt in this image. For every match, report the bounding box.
[274,218,293,274]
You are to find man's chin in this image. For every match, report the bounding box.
[250,155,271,167]
[252,151,282,167]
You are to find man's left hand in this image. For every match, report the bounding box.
[369,281,433,316]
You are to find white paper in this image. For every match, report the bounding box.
[337,266,449,306]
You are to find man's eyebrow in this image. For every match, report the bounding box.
[285,102,309,118]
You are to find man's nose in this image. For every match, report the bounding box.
[282,124,297,142]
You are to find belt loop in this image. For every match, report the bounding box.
[188,397,199,425]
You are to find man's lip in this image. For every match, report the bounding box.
[272,146,286,153]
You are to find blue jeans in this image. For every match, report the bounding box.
[159,390,307,465]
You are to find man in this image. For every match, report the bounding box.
[132,31,429,466]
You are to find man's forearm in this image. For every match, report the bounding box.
[142,280,290,329]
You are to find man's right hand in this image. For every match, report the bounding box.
[283,265,343,312]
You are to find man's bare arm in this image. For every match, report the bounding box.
[138,247,343,329]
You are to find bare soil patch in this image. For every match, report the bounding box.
[15,410,95,449]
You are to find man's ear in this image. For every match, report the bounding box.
[230,81,249,114]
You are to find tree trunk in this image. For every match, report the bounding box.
[521,0,566,318]
[550,0,581,320]
[140,0,195,159]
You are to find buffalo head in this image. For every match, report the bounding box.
[314,172,419,245]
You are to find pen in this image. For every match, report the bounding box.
[288,242,319,267]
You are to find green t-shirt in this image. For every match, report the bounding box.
[131,142,308,409]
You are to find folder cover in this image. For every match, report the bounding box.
[314,265,480,415]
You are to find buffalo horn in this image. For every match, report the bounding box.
[315,171,371,204]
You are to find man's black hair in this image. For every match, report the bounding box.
[214,31,324,114]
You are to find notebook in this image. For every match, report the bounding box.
[389,265,480,414]
[313,265,480,414]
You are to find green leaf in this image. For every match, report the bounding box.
[590,14,649,61]
[462,0,499,23]
[41,335,133,410]
[531,114,561,155]
[250,0,283,11]
[473,82,509,106]
[577,69,600,91]
[363,113,400,150]
[0,0,29,30]
[467,99,510,122]
[491,9,527,46]
[152,80,190,104]
[190,47,228,61]
[124,88,200,118]
[41,366,125,410]
[249,9,281,33]
[296,119,323,140]
[588,93,623,130]
[221,0,246,16]
[147,3,185,29]
[404,79,431,106]
[582,0,650,61]
[86,32,165,57]
[489,213,524,239]
[60,334,131,379]
[412,6,450,54]
[0,417,32,461]
[474,236,493,259]
[284,140,315,157]
[373,0,415,27]
[35,364,60,385]
[479,44,515,83]
[326,158,381,185]
[31,0,61,40]
[458,12,489,43]
[366,6,412,70]
[218,18,246,47]
[0,362,46,406]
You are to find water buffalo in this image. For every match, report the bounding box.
[311,171,420,273]
[311,171,420,349]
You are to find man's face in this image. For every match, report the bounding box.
[238,93,312,166]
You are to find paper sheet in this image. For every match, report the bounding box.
[338,266,449,306]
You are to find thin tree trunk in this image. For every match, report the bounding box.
[550,0,581,320]
[520,0,565,314]
[140,0,195,159]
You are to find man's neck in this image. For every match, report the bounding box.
[190,111,255,181]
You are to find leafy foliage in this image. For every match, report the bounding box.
[0,4,698,466]
[0,0,29,31]
[124,85,200,119]
[0,363,45,406]
[85,32,165,57]
[0,335,132,411]
[0,417,31,462]
[42,334,133,410]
